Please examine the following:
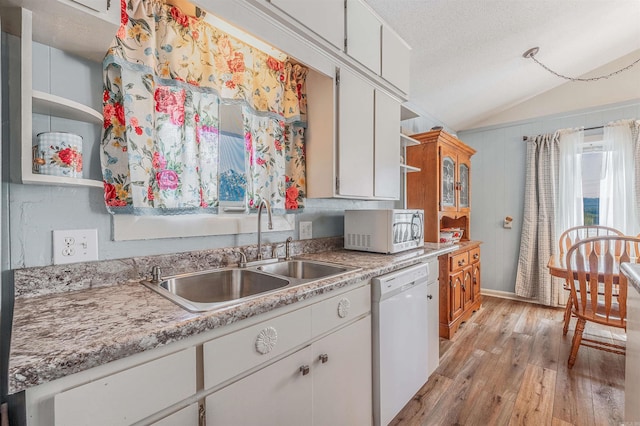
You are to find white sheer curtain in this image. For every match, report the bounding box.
[599,120,639,235]
[556,129,585,239]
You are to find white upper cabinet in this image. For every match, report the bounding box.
[338,68,375,198]
[269,0,344,49]
[382,25,411,94]
[374,90,401,199]
[345,0,381,74]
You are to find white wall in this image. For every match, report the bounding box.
[458,100,640,295]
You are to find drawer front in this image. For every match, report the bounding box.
[469,247,481,264]
[450,252,469,273]
[312,284,370,337]
[203,306,312,389]
[54,348,196,425]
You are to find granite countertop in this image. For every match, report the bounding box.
[622,263,640,293]
[8,243,456,394]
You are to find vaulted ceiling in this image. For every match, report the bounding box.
[365,0,640,131]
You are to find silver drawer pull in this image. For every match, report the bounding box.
[319,354,329,364]
[299,365,310,376]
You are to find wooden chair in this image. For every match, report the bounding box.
[558,225,624,335]
[565,235,640,368]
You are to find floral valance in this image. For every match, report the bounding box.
[101,0,307,214]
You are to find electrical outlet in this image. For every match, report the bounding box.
[53,229,99,265]
[299,221,313,240]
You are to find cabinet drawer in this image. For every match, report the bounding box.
[450,252,469,273]
[203,306,312,389]
[312,284,370,337]
[469,247,481,264]
[54,348,196,425]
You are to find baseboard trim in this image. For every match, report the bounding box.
[481,289,542,305]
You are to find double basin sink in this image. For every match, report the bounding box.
[141,260,360,312]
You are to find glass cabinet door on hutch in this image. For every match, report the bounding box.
[459,162,470,209]
[441,155,455,209]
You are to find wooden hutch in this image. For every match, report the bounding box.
[406,129,482,339]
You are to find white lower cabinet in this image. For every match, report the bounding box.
[426,278,440,378]
[205,346,313,425]
[151,403,200,426]
[312,315,372,426]
[205,316,371,426]
[52,348,196,426]
[203,283,372,425]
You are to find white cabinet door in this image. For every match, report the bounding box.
[54,348,196,426]
[374,90,401,199]
[426,279,440,378]
[312,316,372,426]
[626,283,640,422]
[381,25,411,94]
[205,346,313,426]
[270,0,344,49]
[152,403,200,426]
[338,68,374,198]
[346,0,381,73]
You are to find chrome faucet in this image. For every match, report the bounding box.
[257,199,273,260]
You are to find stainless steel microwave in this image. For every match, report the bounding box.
[344,209,424,254]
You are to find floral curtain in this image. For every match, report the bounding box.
[101,0,308,213]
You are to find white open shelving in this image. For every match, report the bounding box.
[400,133,420,147]
[400,163,420,173]
[8,7,108,189]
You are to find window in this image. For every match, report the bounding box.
[580,136,603,225]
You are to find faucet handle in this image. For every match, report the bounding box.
[151,266,162,283]
[236,250,248,268]
[285,237,293,261]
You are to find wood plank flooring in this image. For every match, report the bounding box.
[390,296,625,426]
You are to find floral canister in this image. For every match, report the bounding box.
[33,132,83,178]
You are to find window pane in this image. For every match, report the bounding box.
[581,151,602,225]
[219,132,247,204]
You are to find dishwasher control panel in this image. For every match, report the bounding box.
[372,262,429,301]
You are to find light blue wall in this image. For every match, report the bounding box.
[4,37,394,269]
[458,100,640,294]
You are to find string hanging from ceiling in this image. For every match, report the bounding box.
[522,46,640,82]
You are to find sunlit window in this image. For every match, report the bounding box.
[580,137,603,225]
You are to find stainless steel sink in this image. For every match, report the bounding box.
[142,269,290,312]
[142,260,360,312]
[257,260,354,280]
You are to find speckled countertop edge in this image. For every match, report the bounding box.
[8,243,457,394]
[622,263,640,293]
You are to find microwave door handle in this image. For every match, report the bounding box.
[411,213,422,242]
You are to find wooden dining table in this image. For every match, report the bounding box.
[547,253,624,284]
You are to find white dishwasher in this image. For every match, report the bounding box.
[372,260,437,426]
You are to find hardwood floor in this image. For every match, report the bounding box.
[390,296,626,426]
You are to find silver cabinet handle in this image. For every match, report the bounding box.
[319,354,329,364]
[299,365,310,376]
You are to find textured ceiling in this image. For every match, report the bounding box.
[365,0,640,131]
